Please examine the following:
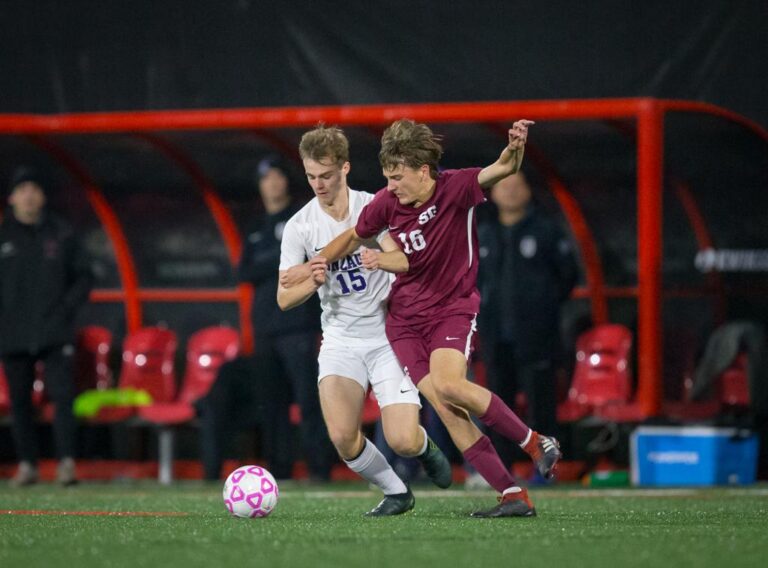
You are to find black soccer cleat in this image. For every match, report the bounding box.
[470,489,537,518]
[364,487,415,517]
[418,437,453,489]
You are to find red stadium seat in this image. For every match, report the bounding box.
[37,326,115,422]
[557,324,637,422]
[92,326,178,422]
[138,325,240,483]
[139,326,239,425]
[75,325,113,392]
[119,326,178,402]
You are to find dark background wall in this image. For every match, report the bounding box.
[2,1,766,126]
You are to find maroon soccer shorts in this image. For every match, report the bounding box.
[386,313,478,385]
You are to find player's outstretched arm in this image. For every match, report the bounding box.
[276,267,324,311]
[477,119,535,188]
[318,227,364,264]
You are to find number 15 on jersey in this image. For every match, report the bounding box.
[336,268,367,295]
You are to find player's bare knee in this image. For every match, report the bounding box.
[386,431,422,457]
[326,426,361,458]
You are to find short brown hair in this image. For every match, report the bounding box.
[379,119,443,179]
[299,123,349,166]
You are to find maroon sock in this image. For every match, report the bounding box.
[478,393,530,443]
[462,435,516,493]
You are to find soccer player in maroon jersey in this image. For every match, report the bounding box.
[309,118,561,517]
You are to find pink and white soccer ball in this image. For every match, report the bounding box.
[223,465,279,518]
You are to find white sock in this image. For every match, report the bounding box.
[518,428,533,448]
[416,426,429,456]
[345,439,408,495]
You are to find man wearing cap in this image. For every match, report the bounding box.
[198,156,333,481]
[0,166,93,486]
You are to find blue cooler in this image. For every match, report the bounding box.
[630,426,759,486]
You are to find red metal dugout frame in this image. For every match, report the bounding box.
[1,98,766,418]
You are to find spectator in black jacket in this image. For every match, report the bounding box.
[477,171,578,477]
[0,166,93,486]
[199,156,332,481]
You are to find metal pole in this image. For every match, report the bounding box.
[636,99,664,417]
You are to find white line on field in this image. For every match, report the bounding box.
[285,487,768,499]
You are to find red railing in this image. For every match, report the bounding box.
[2,98,766,416]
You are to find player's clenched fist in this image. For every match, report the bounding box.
[360,247,380,271]
[309,256,327,285]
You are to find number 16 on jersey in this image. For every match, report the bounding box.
[398,230,426,254]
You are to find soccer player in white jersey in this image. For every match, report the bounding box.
[276,124,451,516]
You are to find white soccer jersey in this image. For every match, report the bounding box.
[279,188,392,341]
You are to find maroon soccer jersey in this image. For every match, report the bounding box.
[356,167,486,324]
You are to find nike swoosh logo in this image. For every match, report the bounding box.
[388,226,399,231]
[445,336,460,341]
[400,389,412,393]
[313,246,325,252]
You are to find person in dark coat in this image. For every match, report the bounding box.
[477,171,578,475]
[199,156,332,481]
[0,166,93,486]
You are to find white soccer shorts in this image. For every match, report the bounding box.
[318,338,421,408]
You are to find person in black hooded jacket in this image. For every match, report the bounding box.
[0,166,93,486]
[477,171,578,475]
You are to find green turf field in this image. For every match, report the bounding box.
[1,482,766,568]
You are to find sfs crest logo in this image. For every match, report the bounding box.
[418,205,437,225]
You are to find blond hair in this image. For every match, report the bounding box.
[379,119,443,179]
[299,123,349,166]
